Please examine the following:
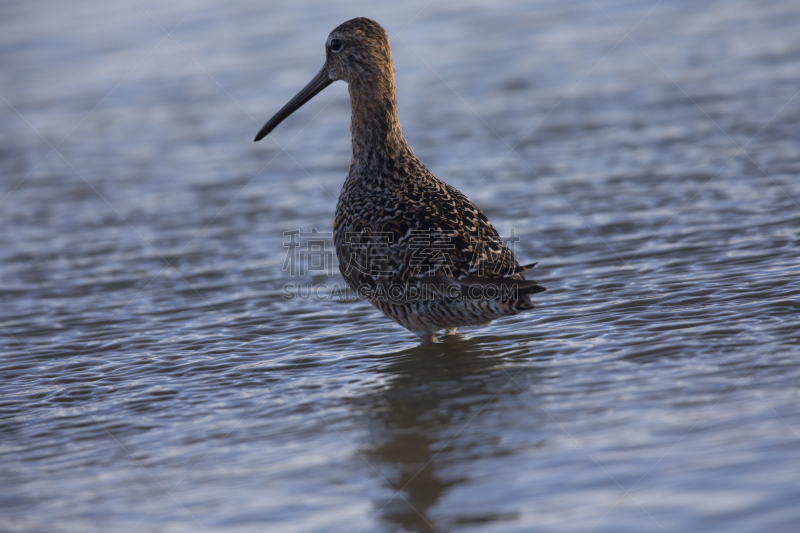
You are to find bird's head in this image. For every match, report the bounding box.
[254,17,394,142]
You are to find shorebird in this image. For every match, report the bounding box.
[255,17,545,342]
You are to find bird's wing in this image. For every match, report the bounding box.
[335,172,544,301]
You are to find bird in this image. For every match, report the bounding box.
[254,17,545,343]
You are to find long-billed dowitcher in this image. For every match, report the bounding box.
[255,17,545,342]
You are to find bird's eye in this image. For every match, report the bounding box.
[330,39,343,52]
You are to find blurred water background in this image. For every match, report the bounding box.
[2,0,800,531]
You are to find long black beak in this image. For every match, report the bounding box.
[254,67,334,142]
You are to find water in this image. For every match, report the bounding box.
[2,0,799,531]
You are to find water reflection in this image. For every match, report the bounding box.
[352,336,535,532]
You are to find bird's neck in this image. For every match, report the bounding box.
[347,76,409,171]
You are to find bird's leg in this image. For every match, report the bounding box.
[445,327,457,336]
[418,332,438,344]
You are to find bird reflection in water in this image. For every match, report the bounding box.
[349,335,542,531]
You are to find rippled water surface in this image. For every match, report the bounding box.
[2,1,800,532]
